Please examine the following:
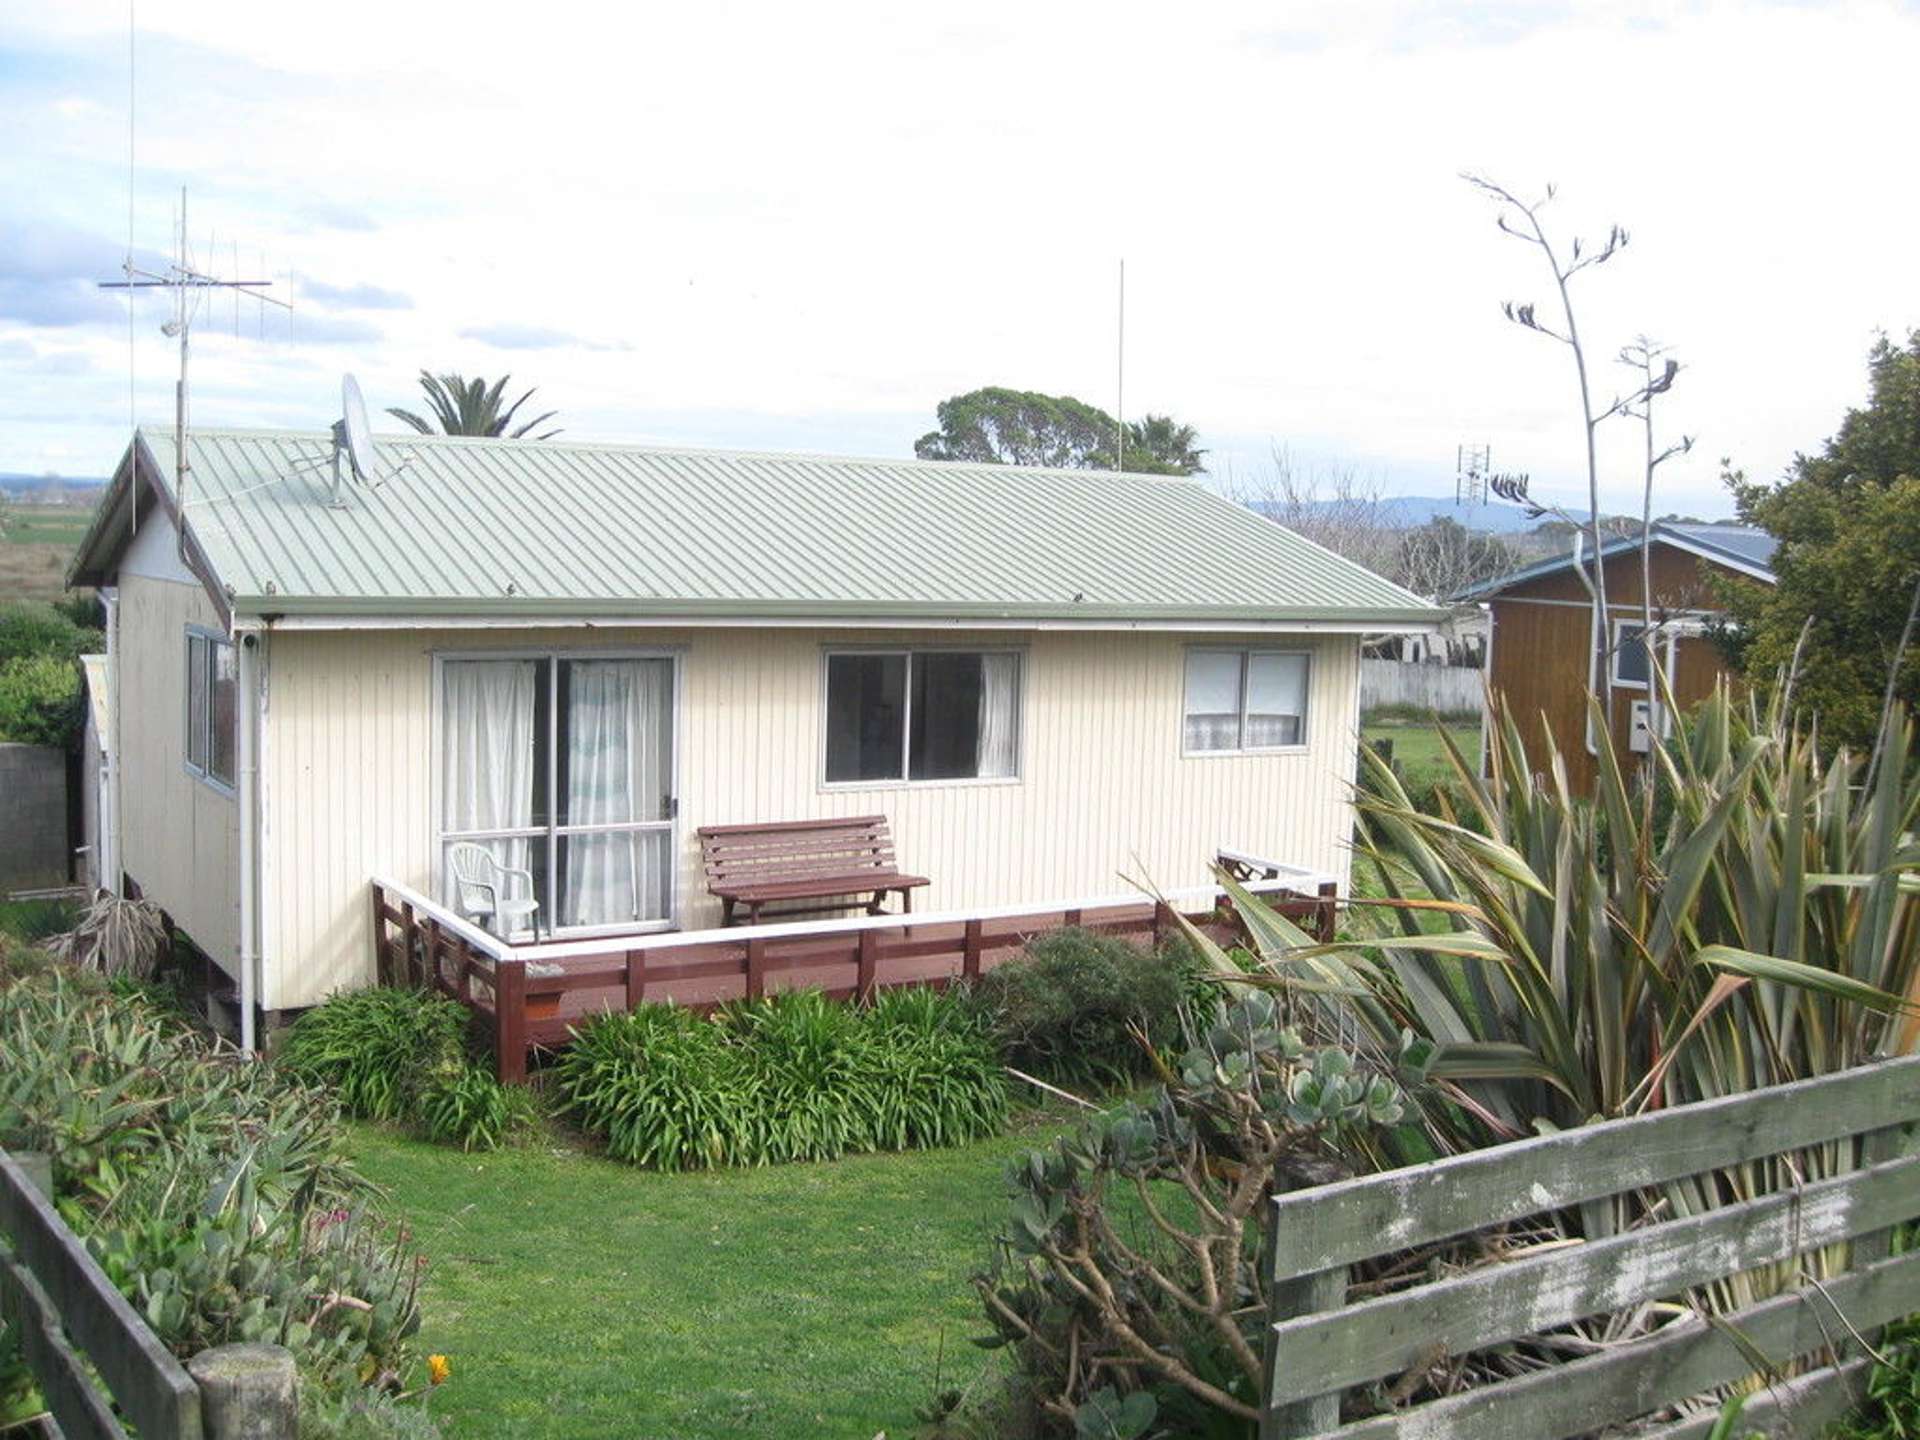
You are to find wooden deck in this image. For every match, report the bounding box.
[370,864,1338,1082]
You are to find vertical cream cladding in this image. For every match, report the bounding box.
[115,568,240,975]
[263,625,1361,1010]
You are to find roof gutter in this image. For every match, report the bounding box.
[251,611,1446,635]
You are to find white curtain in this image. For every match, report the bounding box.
[976,653,1018,778]
[564,660,671,927]
[441,660,537,901]
[1246,654,1309,748]
[1184,651,1244,752]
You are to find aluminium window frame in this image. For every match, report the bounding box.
[1179,646,1314,758]
[182,624,236,796]
[429,644,686,940]
[1610,618,1655,691]
[817,644,1027,792]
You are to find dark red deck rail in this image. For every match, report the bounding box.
[371,868,1339,1083]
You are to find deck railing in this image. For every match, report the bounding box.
[371,861,1338,1082]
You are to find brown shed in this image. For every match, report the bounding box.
[1458,523,1777,790]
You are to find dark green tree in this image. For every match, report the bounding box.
[387,371,561,440]
[1717,331,1920,747]
[914,388,1203,474]
[1394,516,1520,599]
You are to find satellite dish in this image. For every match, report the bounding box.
[340,373,376,483]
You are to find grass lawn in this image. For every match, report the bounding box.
[344,1113,1075,1440]
[1360,715,1480,789]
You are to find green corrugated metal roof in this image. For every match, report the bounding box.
[123,427,1442,626]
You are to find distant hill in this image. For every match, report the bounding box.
[0,473,108,504]
[1253,495,1586,535]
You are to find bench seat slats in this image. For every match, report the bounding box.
[696,815,922,925]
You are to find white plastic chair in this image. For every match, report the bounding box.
[447,842,540,938]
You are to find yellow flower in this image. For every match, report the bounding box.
[427,1355,451,1386]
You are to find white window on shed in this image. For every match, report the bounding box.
[185,629,236,790]
[1183,649,1311,754]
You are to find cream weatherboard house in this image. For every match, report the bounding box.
[69,425,1442,1033]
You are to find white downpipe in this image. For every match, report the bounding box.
[236,631,259,1055]
[100,588,120,894]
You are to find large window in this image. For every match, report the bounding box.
[1183,649,1310,753]
[824,650,1020,785]
[438,654,676,936]
[185,629,236,789]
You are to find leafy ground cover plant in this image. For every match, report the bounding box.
[558,987,1008,1171]
[277,984,528,1151]
[974,990,1409,1435]
[967,927,1199,1088]
[0,949,440,1434]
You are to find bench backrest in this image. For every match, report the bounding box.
[697,815,900,888]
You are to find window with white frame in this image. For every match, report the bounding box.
[824,649,1021,785]
[1612,620,1654,688]
[1183,649,1310,753]
[185,629,236,789]
[437,653,677,936]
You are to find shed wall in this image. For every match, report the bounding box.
[115,572,240,972]
[262,626,1362,1009]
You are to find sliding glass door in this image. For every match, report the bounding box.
[439,653,676,936]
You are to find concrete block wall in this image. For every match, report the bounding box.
[0,744,69,892]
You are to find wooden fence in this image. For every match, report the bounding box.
[0,1149,297,1439]
[1260,1054,1920,1438]
[371,864,1339,1083]
[1357,658,1483,716]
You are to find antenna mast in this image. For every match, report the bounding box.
[1115,258,1126,471]
[1456,442,1491,506]
[99,186,288,563]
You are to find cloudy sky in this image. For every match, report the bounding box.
[1,1,1915,517]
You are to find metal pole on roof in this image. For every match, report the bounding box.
[1115,258,1126,471]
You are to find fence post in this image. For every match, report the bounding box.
[369,885,388,985]
[1314,882,1337,944]
[857,928,878,1000]
[494,959,527,1084]
[1259,1184,1346,1440]
[746,939,767,1000]
[625,949,647,1012]
[962,919,983,981]
[188,1342,298,1439]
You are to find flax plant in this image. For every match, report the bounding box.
[1205,685,1918,1331]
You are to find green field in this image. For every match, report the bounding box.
[3,503,95,547]
[344,1114,1073,1439]
[0,503,96,601]
[1360,715,1480,787]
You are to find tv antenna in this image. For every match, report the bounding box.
[1455,443,1491,506]
[98,186,289,556]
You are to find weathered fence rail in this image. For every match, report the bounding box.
[0,1149,296,1439]
[372,863,1339,1083]
[1260,1054,1920,1438]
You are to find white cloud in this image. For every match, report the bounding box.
[0,0,1914,516]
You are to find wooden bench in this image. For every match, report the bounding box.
[697,815,929,927]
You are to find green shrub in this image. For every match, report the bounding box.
[278,987,469,1122]
[968,928,1197,1087]
[0,652,81,747]
[558,988,1008,1171]
[0,961,426,1417]
[0,599,100,667]
[0,898,78,943]
[419,1066,534,1153]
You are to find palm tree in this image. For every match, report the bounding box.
[1124,414,1206,475]
[386,371,561,440]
